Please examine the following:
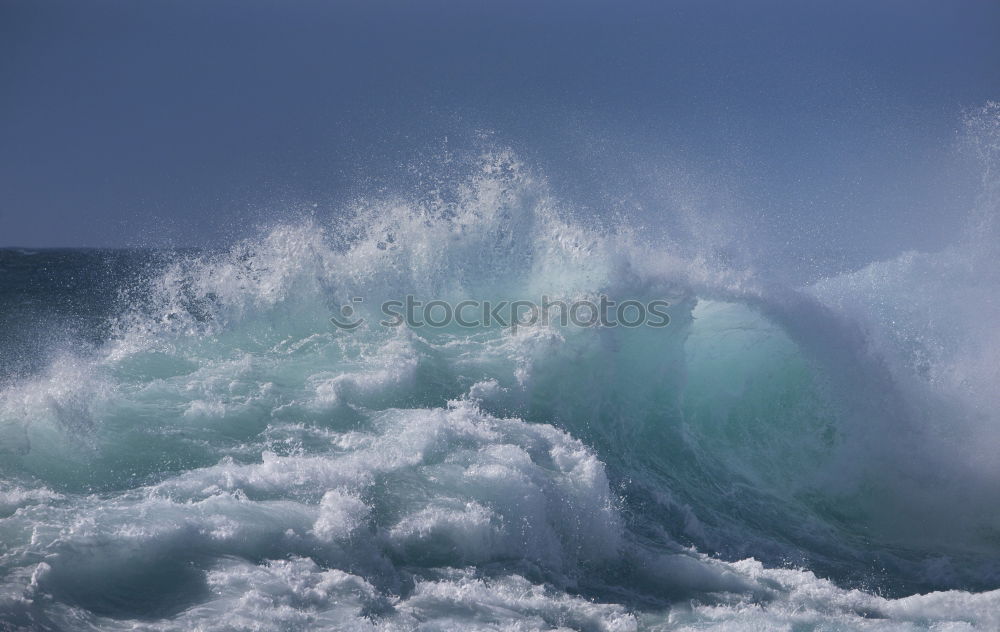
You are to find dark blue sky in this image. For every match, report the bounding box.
[2,0,999,258]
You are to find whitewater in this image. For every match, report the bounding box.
[2,110,1000,630]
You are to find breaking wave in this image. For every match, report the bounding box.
[2,107,1000,629]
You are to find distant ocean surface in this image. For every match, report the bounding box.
[2,150,999,630]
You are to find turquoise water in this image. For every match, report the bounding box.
[2,151,999,630]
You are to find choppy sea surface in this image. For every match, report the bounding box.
[2,138,1000,630]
